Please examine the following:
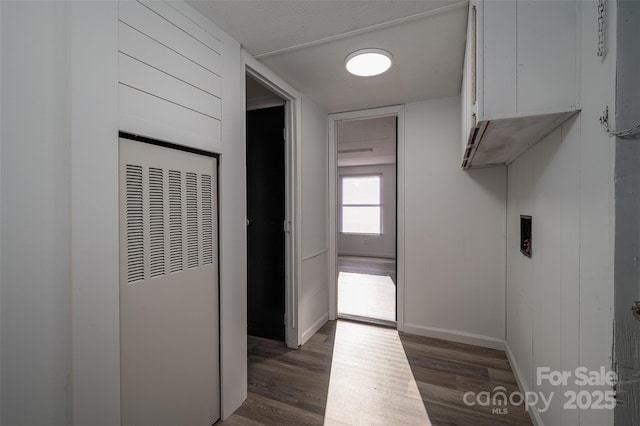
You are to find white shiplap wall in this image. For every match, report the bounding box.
[505,3,617,425]
[118,0,222,151]
[2,1,245,423]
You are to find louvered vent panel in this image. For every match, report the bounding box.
[126,164,145,283]
[169,170,183,273]
[149,167,165,278]
[186,172,199,269]
[201,174,213,265]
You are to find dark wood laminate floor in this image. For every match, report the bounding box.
[220,320,532,426]
[338,256,397,283]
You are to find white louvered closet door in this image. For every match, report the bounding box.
[119,138,219,426]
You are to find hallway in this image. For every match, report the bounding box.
[222,320,532,425]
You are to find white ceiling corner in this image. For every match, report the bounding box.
[189,0,469,113]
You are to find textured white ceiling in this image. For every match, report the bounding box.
[338,116,396,167]
[188,1,462,56]
[189,1,468,113]
[261,6,467,112]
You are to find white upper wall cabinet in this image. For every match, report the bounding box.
[461,0,580,169]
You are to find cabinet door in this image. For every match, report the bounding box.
[461,1,478,161]
[516,0,577,113]
[480,0,577,117]
[119,137,220,426]
[481,0,517,119]
[461,0,579,169]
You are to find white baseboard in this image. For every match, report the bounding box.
[300,312,329,346]
[505,342,544,426]
[402,323,506,350]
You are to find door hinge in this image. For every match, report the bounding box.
[284,313,287,326]
[283,128,286,141]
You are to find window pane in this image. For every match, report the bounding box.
[342,176,380,205]
[342,206,381,234]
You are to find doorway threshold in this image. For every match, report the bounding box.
[337,313,396,329]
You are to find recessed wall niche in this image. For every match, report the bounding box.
[520,215,532,258]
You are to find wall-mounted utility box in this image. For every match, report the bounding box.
[461,0,580,169]
[520,215,532,258]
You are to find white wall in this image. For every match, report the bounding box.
[124,2,246,419]
[338,164,396,258]
[506,121,581,425]
[300,96,329,344]
[0,1,3,421]
[114,1,248,420]
[403,96,507,348]
[505,2,617,425]
[0,1,332,421]
[217,22,246,421]
[118,0,223,151]
[1,0,248,422]
[70,3,119,423]
[1,2,71,424]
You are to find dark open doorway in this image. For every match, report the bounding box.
[246,75,287,341]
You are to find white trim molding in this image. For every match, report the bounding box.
[505,342,543,425]
[242,50,303,349]
[302,249,329,262]
[402,323,506,351]
[301,313,330,345]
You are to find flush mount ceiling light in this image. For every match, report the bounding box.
[345,48,392,77]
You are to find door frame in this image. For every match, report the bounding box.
[328,105,406,331]
[614,1,640,424]
[242,51,302,348]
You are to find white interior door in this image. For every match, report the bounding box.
[119,137,219,425]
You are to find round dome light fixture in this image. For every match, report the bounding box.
[345,48,392,77]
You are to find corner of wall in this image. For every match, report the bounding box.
[504,342,544,426]
[218,28,247,421]
[403,323,506,351]
[70,1,120,424]
[300,95,330,347]
[403,96,506,344]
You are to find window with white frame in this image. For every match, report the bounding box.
[340,175,381,234]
